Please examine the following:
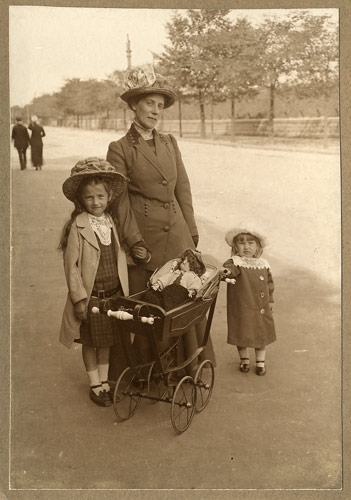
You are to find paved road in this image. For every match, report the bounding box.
[9,128,341,494]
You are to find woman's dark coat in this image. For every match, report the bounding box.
[107,124,198,271]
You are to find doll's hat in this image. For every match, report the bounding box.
[120,64,177,109]
[62,157,126,202]
[225,226,268,248]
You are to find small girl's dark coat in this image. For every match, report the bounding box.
[223,257,276,349]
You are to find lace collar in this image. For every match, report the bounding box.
[231,255,270,270]
[133,120,154,140]
[87,213,112,246]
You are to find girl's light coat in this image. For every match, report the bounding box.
[60,211,129,348]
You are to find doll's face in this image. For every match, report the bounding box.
[180,258,190,272]
[80,182,112,217]
[234,234,259,258]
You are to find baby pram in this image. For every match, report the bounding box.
[92,257,221,433]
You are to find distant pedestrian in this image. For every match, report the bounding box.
[59,157,130,407]
[11,117,30,170]
[221,225,276,376]
[28,114,45,170]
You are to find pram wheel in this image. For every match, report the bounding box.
[171,376,196,433]
[194,360,215,412]
[112,367,142,421]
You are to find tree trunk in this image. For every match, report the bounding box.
[178,95,182,138]
[199,90,206,139]
[268,83,275,137]
[231,96,236,142]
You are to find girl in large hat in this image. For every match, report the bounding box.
[106,65,215,375]
[59,157,133,406]
[222,224,277,376]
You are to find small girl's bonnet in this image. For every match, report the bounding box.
[225,225,268,249]
[62,157,126,202]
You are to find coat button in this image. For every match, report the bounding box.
[259,275,264,281]
[260,292,265,298]
[164,203,170,209]
[260,309,265,314]
[164,226,170,232]
[162,180,168,186]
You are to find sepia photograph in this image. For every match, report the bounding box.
[3,1,347,498]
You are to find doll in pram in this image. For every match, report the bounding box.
[92,250,227,433]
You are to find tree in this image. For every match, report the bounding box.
[285,12,339,146]
[203,17,261,140]
[157,9,232,138]
[255,15,303,136]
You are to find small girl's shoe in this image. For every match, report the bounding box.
[239,358,250,373]
[255,361,266,376]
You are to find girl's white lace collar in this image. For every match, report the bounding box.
[231,255,270,269]
[88,213,112,246]
[133,120,154,140]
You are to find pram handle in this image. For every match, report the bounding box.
[91,306,155,324]
[108,309,154,324]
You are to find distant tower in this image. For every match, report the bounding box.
[126,34,132,69]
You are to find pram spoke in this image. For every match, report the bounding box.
[171,376,196,433]
[194,360,215,412]
[112,367,141,421]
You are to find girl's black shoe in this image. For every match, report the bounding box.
[239,358,250,373]
[255,361,266,376]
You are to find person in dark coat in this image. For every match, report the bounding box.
[28,114,46,170]
[106,64,216,379]
[222,225,277,376]
[11,117,30,170]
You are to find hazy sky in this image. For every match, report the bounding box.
[9,6,338,107]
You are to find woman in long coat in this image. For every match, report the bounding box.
[28,114,46,170]
[106,65,215,377]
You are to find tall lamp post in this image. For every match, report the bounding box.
[123,34,132,131]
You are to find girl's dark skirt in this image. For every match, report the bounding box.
[76,292,121,347]
[75,235,121,348]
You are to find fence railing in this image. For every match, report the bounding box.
[49,116,339,139]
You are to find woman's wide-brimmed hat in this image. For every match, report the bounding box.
[62,157,126,202]
[120,64,177,109]
[225,225,268,248]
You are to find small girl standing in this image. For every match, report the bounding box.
[59,158,131,406]
[222,225,276,376]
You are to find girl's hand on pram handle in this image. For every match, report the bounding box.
[219,268,236,285]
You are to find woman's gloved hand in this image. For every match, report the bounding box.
[74,299,88,321]
[131,241,151,263]
[192,234,199,248]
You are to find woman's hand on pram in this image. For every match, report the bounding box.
[131,241,151,263]
[74,299,88,321]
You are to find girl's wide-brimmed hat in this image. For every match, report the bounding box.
[120,64,177,109]
[225,226,268,248]
[62,157,126,202]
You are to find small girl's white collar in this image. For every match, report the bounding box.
[231,255,270,269]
